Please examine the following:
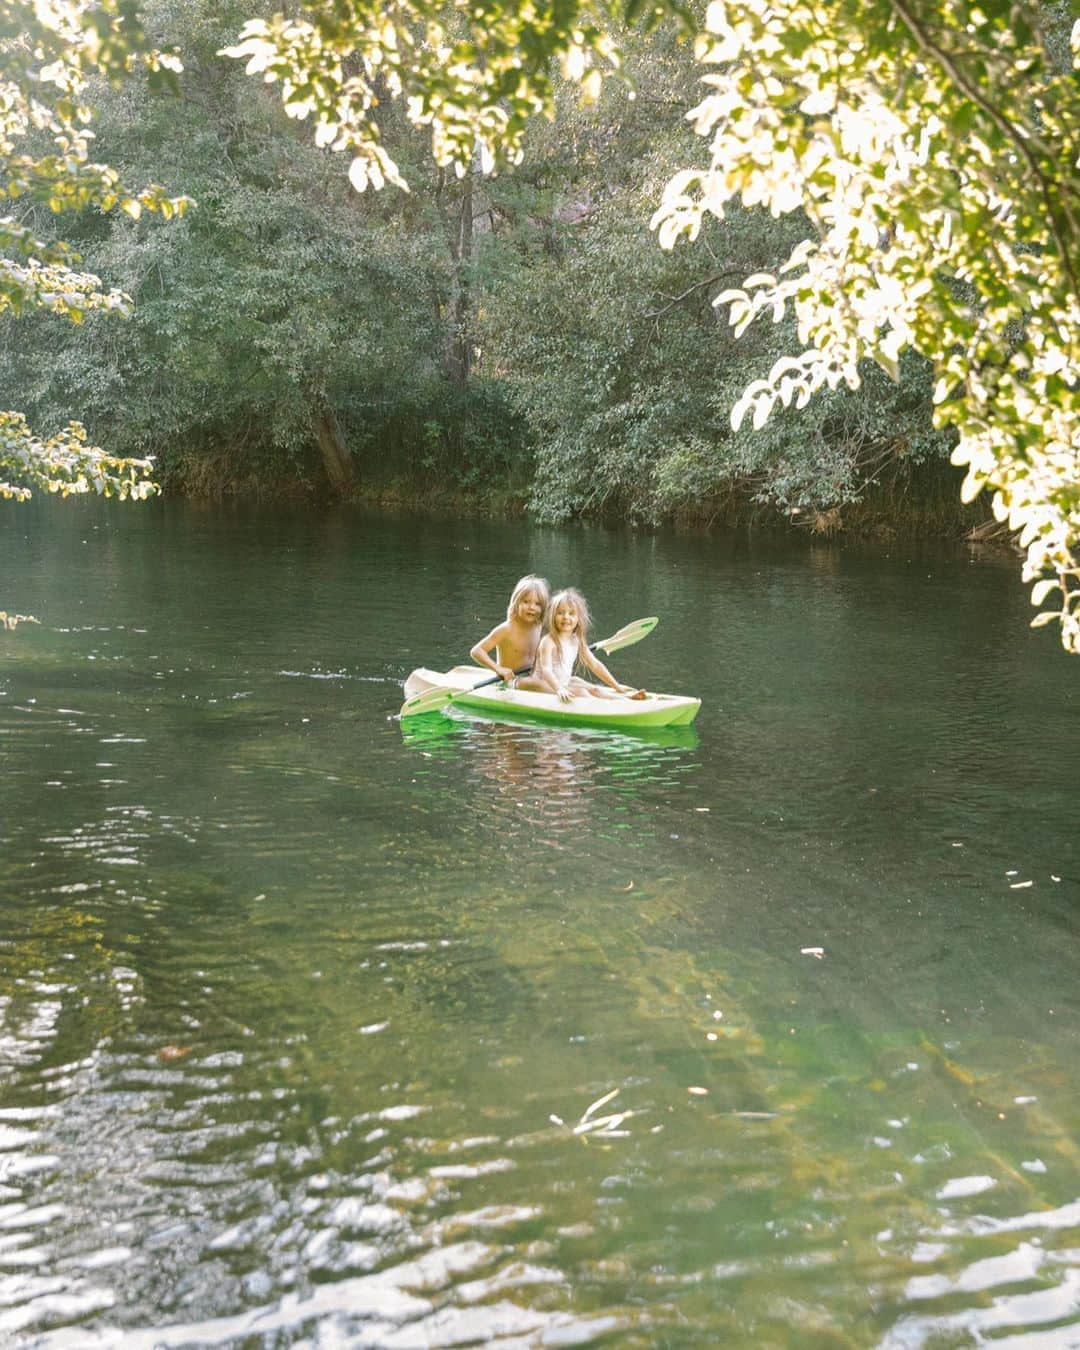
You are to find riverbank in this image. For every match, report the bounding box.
[163,451,1002,548]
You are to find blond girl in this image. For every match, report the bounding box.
[534,589,646,702]
[470,574,551,689]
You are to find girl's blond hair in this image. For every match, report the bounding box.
[544,587,592,664]
[506,574,550,622]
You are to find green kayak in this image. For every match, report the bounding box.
[402,665,701,730]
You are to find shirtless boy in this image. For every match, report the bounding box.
[470,575,551,691]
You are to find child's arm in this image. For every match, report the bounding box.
[581,647,642,695]
[470,623,515,683]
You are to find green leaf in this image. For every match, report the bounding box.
[1031,578,1060,607]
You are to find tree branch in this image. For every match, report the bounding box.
[646,268,743,324]
[886,0,1079,300]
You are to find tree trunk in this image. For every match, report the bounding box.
[444,170,474,390]
[313,404,354,494]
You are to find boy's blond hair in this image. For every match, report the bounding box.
[506,574,551,621]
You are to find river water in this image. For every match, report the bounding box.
[1,499,1078,1348]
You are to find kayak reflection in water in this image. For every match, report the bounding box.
[534,589,648,704]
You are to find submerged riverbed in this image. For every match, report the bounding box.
[2,499,1078,1347]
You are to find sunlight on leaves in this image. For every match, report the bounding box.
[652,0,1080,651]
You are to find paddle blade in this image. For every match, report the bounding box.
[403,667,441,701]
[399,685,453,719]
[595,616,658,654]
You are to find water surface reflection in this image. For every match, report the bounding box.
[1,500,1077,1346]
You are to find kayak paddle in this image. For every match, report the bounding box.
[398,615,658,718]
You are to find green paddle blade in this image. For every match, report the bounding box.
[399,685,455,719]
[594,616,658,653]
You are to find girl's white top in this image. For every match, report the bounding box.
[549,636,577,686]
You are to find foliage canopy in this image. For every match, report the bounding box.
[653,0,1080,649]
[221,0,693,191]
[0,0,188,503]
[2,1,947,528]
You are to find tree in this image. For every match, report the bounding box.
[231,0,1080,652]
[0,0,529,502]
[653,1,1080,650]
[474,40,952,527]
[0,0,189,508]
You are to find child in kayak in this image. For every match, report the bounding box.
[470,574,551,689]
[534,589,647,702]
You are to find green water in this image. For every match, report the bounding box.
[2,499,1078,1348]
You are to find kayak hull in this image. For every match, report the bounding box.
[455,689,701,728]
[403,666,701,730]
